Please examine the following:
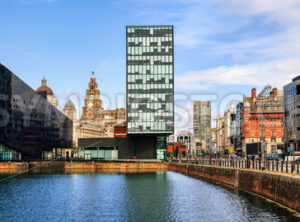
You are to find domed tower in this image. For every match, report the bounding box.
[81,72,103,120]
[36,76,58,108]
[63,99,76,121]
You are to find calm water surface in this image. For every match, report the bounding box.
[0,171,298,222]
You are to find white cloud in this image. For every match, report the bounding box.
[129,0,300,61]
[173,0,300,61]
[175,58,300,90]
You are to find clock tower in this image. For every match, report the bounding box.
[81,72,103,120]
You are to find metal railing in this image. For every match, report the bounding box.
[171,159,300,175]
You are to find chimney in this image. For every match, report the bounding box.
[251,88,256,99]
[273,88,277,100]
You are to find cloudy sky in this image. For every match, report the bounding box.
[1,0,300,133]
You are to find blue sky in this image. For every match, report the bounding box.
[1,0,300,132]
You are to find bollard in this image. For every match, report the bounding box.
[281,161,283,172]
[297,163,299,174]
[286,161,288,173]
[259,160,261,170]
[276,161,278,171]
[291,162,294,174]
[272,160,274,171]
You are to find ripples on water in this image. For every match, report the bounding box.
[0,172,298,222]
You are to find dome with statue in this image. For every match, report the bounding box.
[36,77,54,96]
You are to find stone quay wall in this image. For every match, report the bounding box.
[0,161,168,173]
[0,162,28,173]
[168,163,300,212]
[1,161,299,212]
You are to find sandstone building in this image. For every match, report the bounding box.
[63,73,126,145]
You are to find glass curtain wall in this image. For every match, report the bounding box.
[126,26,174,134]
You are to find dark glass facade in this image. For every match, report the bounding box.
[126,26,174,135]
[0,143,22,161]
[0,64,73,159]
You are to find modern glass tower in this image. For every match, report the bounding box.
[126,25,174,135]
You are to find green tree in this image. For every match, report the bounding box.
[174,147,178,158]
[72,142,78,156]
[182,151,186,157]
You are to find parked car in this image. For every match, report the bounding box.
[295,157,300,163]
[266,156,273,160]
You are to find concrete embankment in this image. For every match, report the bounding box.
[168,163,300,213]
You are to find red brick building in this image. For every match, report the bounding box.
[167,142,187,158]
[242,86,284,157]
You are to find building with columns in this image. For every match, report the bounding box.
[81,73,126,137]
[63,99,105,146]
[63,73,126,146]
